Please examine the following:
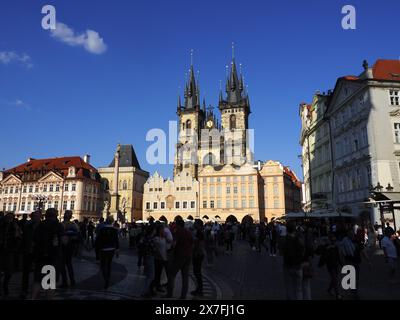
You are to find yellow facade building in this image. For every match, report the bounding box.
[142,53,302,223]
[98,144,149,222]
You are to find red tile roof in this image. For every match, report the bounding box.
[342,75,359,81]
[4,157,99,182]
[372,59,400,81]
[284,166,301,188]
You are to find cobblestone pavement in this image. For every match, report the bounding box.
[3,238,400,300]
[206,240,400,300]
[3,238,218,300]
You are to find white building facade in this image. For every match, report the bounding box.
[300,59,400,226]
[0,156,102,220]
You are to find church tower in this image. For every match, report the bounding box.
[218,54,251,165]
[174,63,205,178]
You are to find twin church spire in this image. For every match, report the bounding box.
[177,46,250,115]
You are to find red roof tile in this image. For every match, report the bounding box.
[372,59,400,81]
[283,166,301,187]
[4,157,99,182]
[342,75,359,81]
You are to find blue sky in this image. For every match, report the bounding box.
[1,0,400,180]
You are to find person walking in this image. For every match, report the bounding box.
[225,225,234,253]
[94,217,105,261]
[96,216,119,289]
[60,210,79,288]
[192,219,205,296]
[87,220,95,249]
[377,224,384,248]
[385,222,395,237]
[0,212,22,298]
[269,222,278,257]
[152,224,168,293]
[137,230,146,269]
[282,222,305,300]
[141,225,157,298]
[20,211,42,299]
[317,233,343,299]
[31,208,64,300]
[301,227,315,300]
[381,230,398,282]
[165,217,194,299]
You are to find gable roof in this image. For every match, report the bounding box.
[109,144,141,169]
[372,59,400,81]
[3,156,99,182]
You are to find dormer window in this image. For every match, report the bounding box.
[390,90,399,106]
[68,166,76,178]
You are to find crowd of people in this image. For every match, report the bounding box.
[1,208,400,300]
[0,209,105,299]
[279,219,400,300]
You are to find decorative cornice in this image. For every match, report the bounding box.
[389,108,400,117]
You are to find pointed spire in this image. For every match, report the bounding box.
[177,95,182,110]
[224,44,244,104]
[239,63,244,91]
[183,49,200,109]
[219,80,223,102]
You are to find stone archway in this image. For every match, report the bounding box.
[187,215,194,220]
[226,215,238,224]
[242,215,253,224]
[175,215,183,222]
[159,215,168,223]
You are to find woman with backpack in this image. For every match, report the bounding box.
[152,223,168,294]
[60,210,79,288]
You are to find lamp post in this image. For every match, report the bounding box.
[371,182,385,228]
[121,198,127,223]
[33,194,48,214]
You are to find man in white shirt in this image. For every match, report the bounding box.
[381,231,398,281]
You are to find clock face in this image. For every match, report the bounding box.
[206,120,213,128]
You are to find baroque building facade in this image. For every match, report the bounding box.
[299,59,400,227]
[0,156,102,220]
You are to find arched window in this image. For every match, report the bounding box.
[203,153,216,166]
[230,114,236,130]
[122,180,127,190]
[186,120,192,130]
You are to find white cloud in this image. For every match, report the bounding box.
[50,22,107,55]
[0,51,33,68]
[10,99,31,110]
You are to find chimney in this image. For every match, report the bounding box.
[84,154,91,164]
[27,157,35,162]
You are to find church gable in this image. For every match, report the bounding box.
[38,171,64,183]
[1,174,22,185]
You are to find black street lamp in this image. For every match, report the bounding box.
[374,182,383,192]
[32,194,48,214]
